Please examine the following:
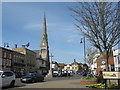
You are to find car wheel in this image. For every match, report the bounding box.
[21,81,24,83]
[10,80,15,88]
[32,79,35,83]
[42,78,44,82]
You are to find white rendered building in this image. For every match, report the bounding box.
[90,53,100,75]
[113,49,120,71]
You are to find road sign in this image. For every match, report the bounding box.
[103,71,120,79]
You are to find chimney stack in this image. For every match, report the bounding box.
[74,59,76,62]
[22,45,25,48]
[14,44,17,48]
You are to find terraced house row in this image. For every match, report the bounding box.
[0,45,49,75]
[90,49,120,75]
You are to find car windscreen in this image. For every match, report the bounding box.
[36,73,43,76]
[26,73,35,76]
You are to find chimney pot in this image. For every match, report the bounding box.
[22,45,25,48]
[14,44,17,48]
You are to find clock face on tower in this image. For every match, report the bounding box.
[42,42,45,46]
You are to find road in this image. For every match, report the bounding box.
[3,74,85,89]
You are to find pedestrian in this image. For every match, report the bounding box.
[94,72,98,77]
[68,73,70,77]
[97,71,105,84]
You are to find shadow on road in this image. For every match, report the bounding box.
[2,85,26,89]
[2,81,46,89]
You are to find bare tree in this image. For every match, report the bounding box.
[86,46,96,66]
[69,2,120,71]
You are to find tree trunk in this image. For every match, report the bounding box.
[104,51,109,71]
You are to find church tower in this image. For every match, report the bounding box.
[40,14,49,67]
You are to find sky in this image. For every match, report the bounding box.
[1,1,119,64]
[3,1,120,65]
[2,2,89,64]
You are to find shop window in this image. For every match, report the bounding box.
[4,59,6,66]
[111,64,115,71]
[118,67,120,72]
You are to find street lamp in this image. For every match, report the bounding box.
[80,37,86,64]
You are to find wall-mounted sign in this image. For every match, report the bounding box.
[101,65,105,68]
[103,71,120,79]
[101,61,105,64]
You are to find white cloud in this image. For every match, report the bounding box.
[67,39,75,43]
[23,23,58,30]
[69,35,79,38]
[47,23,58,27]
[23,23,42,30]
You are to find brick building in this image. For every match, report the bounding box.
[58,63,66,72]
[0,47,25,74]
[0,47,12,71]
[97,52,114,72]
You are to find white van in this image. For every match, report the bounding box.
[0,70,15,87]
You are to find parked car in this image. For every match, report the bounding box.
[21,72,44,83]
[57,73,62,77]
[15,72,25,78]
[53,73,58,77]
[0,70,16,88]
[61,73,67,77]
[42,72,47,77]
[77,72,83,75]
[87,74,94,77]
[83,72,87,76]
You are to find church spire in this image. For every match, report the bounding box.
[39,13,50,73]
[39,13,49,61]
[40,13,48,47]
[43,12,47,34]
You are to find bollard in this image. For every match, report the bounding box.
[105,79,107,89]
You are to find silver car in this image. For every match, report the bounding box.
[0,70,16,87]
